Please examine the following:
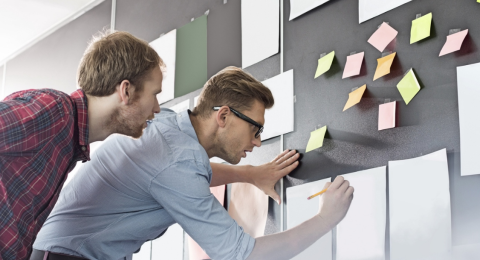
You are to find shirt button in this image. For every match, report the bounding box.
[81,146,86,151]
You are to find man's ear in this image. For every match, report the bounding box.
[117,79,134,105]
[215,106,230,128]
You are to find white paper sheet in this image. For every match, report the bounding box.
[289,0,330,21]
[151,224,184,259]
[287,178,332,260]
[169,99,190,114]
[241,0,279,68]
[261,70,294,141]
[150,29,176,104]
[337,166,386,260]
[132,241,151,260]
[359,0,412,24]
[457,62,480,176]
[389,149,452,260]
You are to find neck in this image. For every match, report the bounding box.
[189,113,218,158]
[86,94,117,143]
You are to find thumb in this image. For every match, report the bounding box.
[265,187,281,205]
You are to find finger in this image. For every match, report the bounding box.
[271,149,291,163]
[265,187,281,205]
[275,149,297,165]
[279,152,300,168]
[338,180,350,193]
[277,160,299,177]
[322,182,332,191]
[329,176,344,190]
[345,186,354,197]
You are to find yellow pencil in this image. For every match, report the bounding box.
[307,188,328,200]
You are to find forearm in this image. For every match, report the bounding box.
[246,215,332,260]
[210,163,253,187]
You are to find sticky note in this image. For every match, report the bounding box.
[368,22,398,52]
[314,51,335,78]
[410,13,432,44]
[306,126,327,152]
[342,52,365,79]
[439,29,469,56]
[378,101,396,131]
[397,69,421,105]
[343,85,367,111]
[373,52,396,80]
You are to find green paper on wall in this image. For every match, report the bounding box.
[397,69,421,105]
[410,13,432,44]
[314,51,335,78]
[174,15,208,98]
[306,126,327,153]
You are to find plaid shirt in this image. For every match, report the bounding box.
[0,89,90,260]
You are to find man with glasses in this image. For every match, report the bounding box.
[32,67,353,260]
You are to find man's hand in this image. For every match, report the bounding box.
[317,176,354,229]
[249,149,299,205]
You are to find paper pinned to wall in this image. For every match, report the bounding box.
[397,69,421,105]
[410,13,433,44]
[457,62,480,176]
[228,183,268,238]
[389,148,452,260]
[373,52,396,81]
[343,84,366,111]
[336,166,386,260]
[439,29,469,56]
[169,99,190,114]
[132,241,151,260]
[378,101,396,131]
[306,126,327,152]
[150,29,176,104]
[241,0,279,68]
[151,224,184,260]
[359,0,412,24]
[368,23,398,52]
[315,51,335,78]
[342,52,364,79]
[289,0,330,21]
[261,69,294,141]
[287,178,332,260]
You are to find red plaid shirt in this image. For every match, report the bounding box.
[0,89,90,260]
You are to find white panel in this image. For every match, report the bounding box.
[457,62,480,176]
[359,0,412,24]
[337,166,386,260]
[150,29,176,104]
[261,69,294,141]
[389,149,452,260]
[241,0,279,68]
[287,178,332,260]
[168,99,190,114]
[132,241,152,260]
[289,0,329,21]
[151,224,184,260]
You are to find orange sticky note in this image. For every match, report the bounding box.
[439,29,469,56]
[378,101,396,131]
[368,22,398,52]
[373,52,396,81]
[343,85,367,111]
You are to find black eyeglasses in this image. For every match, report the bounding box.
[213,106,263,138]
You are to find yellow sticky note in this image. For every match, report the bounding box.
[314,51,335,78]
[306,126,327,153]
[410,13,433,44]
[397,69,421,105]
[343,85,367,111]
[373,52,396,80]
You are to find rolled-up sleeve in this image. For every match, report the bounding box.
[149,159,255,260]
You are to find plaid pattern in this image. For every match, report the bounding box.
[0,89,90,260]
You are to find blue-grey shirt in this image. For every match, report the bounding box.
[33,109,255,260]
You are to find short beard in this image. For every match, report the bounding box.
[215,131,241,165]
[107,104,145,139]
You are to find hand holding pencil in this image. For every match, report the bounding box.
[314,176,354,229]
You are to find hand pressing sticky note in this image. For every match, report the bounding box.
[343,52,364,79]
[410,13,432,44]
[397,69,421,105]
[315,51,335,78]
[373,52,396,81]
[343,85,367,111]
[439,29,469,56]
[378,101,396,131]
[306,126,327,153]
[368,22,398,52]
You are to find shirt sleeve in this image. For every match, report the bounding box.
[150,159,255,260]
[0,91,69,154]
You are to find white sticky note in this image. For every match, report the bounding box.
[169,99,190,114]
[337,166,386,260]
[359,0,412,24]
[389,149,452,260]
[287,178,332,260]
[241,0,279,68]
[261,70,294,141]
[150,29,176,104]
[151,224,184,259]
[289,0,330,21]
[457,62,480,176]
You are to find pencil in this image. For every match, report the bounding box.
[307,188,328,200]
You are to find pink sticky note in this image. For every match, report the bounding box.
[378,101,396,130]
[342,52,365,79]
[368,22,398,52]
[439,29,469,56]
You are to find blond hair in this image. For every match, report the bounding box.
[78,30,163,96]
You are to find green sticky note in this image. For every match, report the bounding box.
[306,126,327,153]
[410,13,432,44]
[175,15,208,98]
[314,51,335,78]
[397,69,421,105]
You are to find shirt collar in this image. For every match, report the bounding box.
[70,89,90,160]
[176,110,199,142]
